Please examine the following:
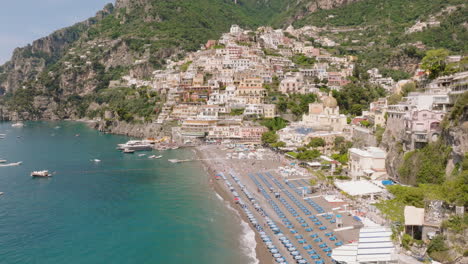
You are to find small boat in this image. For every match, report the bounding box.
[123,149,135,154]
[148,155,162,159]
[0,161,22,167]
[75,134,80,137]
[31,170,51,177]
[171,146,179,150]
[92,159,101,163]
[0,192,4,196]
[138,154,146,157]
[11,122,24,128]
[0,160,6,163]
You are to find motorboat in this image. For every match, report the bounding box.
[31,170,51,177]
[117,140,153,151]
[149,155,162,159]
[123,149,135,154]
[11,122,24,128]
[92,159,101,163]
[0,160,6,163]
[138,154,146,157]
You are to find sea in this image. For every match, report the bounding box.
[0,121,255,264]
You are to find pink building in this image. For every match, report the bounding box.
[407,110,445,149]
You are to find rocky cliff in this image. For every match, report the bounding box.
[0,4,114,93]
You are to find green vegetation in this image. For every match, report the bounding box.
[91,86,160,122]
[375,125,385,145]
[398,141,451,185]
[261,131,279,145]
[291,54,316,67]
[332,83,386,115]
[229,108,245,116]
[260,117,288,132]
[180,61,192,72]
[277,93,317,118]
[296,149,321,161]
[421,49,450,79]
[307,138,325,148]
[442,214,468,234]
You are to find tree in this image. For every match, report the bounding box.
[262,131,278,145]
[427,235,447,254]
[271,141,286,148]
[401,82,416,97]
[360,120,371,127]
[421,49,449,79]
[308,137,326,148]
[261,117,288,132]
[297,149,321,160]
[387,93,403,105]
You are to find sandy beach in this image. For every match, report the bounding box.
[195,144,363,264]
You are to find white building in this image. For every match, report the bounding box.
[348,147,387,180]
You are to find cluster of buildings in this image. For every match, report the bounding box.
[119,25,357,144]
[385,70,467,150]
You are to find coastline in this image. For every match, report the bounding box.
[194,146,272,264]
[5,119,271,262]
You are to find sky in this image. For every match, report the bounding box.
[0,0,112,64]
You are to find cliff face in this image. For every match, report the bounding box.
[307,0,360,12]
[382,93,468,184]
[0,4,114,94]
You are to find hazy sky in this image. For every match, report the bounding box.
[0,0,111,64]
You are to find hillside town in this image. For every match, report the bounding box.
[105,24,468,263]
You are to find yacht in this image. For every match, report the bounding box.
[117,140,153,151]
[31,170,51,177]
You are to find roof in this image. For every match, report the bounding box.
[404,206,425,226]
[334,180,384,196]
[332,227,396,263]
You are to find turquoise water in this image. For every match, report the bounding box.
[0,122,250,264]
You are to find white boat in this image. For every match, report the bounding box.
[31,170,51,177]
[0,161,22,167]
[0,192,4,196]
[138,154,146,157]
[123,149,135,154]
[92,159,101,163]
[117,140,153,151]
[11,122,24,128]
[149,155,162,159]
[0,160,6,163]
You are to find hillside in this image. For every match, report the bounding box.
[0,0,466,121]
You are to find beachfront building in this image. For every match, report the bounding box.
[348,147,387,180]
[302,93,347,132]
[207,125,267,144]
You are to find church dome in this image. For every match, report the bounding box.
[322,94,338,108]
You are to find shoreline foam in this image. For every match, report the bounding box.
[195,146,271,264]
